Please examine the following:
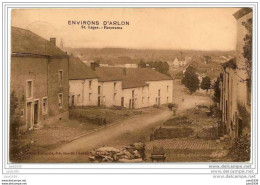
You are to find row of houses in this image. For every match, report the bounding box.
[69,63,173,109]
[219,8,252,139]
[11,27,173,132]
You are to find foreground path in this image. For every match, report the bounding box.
[27,108,172,162]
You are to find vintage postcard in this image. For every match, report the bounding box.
[9,7,252,164]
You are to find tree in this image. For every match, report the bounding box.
[10,91,21,137]
[203,56,211,64]
[242,18,252,103]
[242,18,252,79]
[213,76,221,103]
[200,76,211,91]
[94,60,100,67]
[182,66,200,94]
[138,60,146,68]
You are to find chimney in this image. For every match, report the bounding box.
[50,38,56,46]
[91,62,96,71]
[122,68,126,75]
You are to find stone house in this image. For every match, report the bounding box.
[220,8,252,139]
[11,27,69,132]
[69,56,99,107]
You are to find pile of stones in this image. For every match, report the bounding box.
[89,143,145,163]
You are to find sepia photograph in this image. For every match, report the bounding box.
[9,7,252,163]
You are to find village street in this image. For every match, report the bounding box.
[23,79,217,163]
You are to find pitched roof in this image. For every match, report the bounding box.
[175,57,186,61]
[233,8,252,20]
[11,27,67,57]
[222,58,237,69]
[95,67,172,89]
[69,56,98,80]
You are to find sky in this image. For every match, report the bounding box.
[11,8,239,51]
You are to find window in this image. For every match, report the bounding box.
[58,70,63,85]
[114,82,117,90]
[89,80,92,89]
[89,93,92,101]
[58,93,63,108]
[132,90,134,98]
[167,97,169,103]
[167,86,169,92]
[42,97,48,114]
[98,86,101,94]
[26,80,33,98]
[158,89,160,96]
[142,97,144,104]
[113,93,117,101]
[147,97,150,104]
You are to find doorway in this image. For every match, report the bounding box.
[157,97,161,106]
[26,102,32,129]
[71,95,75,107]
[121,97,124,107]
[34,100,39,125]
[98,96,101,107]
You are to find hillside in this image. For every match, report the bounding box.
[63,47,235,65]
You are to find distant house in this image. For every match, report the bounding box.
[220,8,252,139]
[99,63,109,67]
[69,56,99,107]
[95,67,173,108]
[173,57,187,67]
[11,27,69,132]
[124,64,138,68]
[210,56,233,64]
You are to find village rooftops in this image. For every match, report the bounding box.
[95,67,172,89]
[69,56,98,80]
[11,27,68,57]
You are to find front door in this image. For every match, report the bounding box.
[98,96,101,107]
[26,102,32,129]
[34,100,39,125]
[129,99,132,109]
[158,97,161,106]
[121,97,124,107]
[71,95,75,107]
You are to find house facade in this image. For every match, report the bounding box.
[220,8,252,139]
[69,56,99,107]
[11,27,69,132]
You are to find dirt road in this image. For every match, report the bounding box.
[27,107,173,162]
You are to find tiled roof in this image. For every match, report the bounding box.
[11,27,67,57]
[69,56,98,80]
[95,67,172,89]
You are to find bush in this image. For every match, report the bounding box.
[153,104,159,108]
[168,103,174,110]
[229,135,250,162]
